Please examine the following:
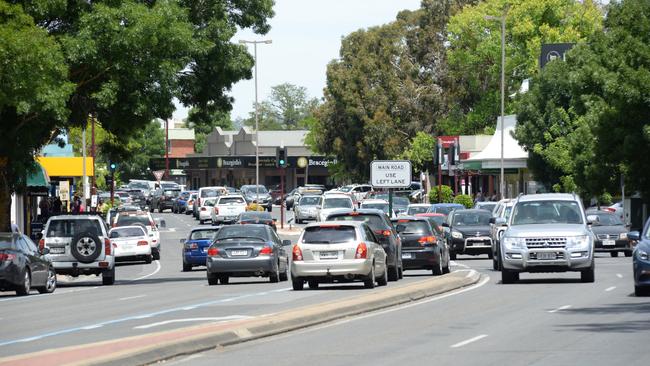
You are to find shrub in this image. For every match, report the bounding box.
[429,185,453,203]
[454,194,474,209]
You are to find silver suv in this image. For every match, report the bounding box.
[41,214,116,285]
[499,193,595,284]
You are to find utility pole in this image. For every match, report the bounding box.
[165,119,169,180]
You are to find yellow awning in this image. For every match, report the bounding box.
[37,157,94,177]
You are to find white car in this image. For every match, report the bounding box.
[199,198,217,224]
[336,184,373,202]
[113,211,161,260]
[290,221,388,290]
[211,195,247,225]
[186,192,198,215]
[108,226,152,264]
[406,203,433,216]
[360,199,395,217]
[316,194,354,222]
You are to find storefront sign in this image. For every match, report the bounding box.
[59,181,70,201]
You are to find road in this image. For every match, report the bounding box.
[0,208,450,359]
[164,250,647,365]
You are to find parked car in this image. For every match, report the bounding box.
[206,224,290,285]
[499,193,595,284]
[113,211,161,260]
[443,209,493,260]
[629,221,650,296]
[195,186,228,218]
[291,221,388,290]
[407,204,433,216]
[240,185,273,212]
[41,214,116,285]
[0,232,56,296]
[150,188,181,213]
[326,209,402,281]
[198,198,217,224]
[236,211,277,231]
[211,195,248,225]
[294,195,323,224]
[108,226,152,264]
[316,194,355,222]
[393,216,450,275]
[181,226,221,272]
[586,209,632,257]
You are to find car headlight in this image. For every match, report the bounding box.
[637,250,649,261]
[502,237,526,250]
[566,235,590,249]
[619,233,628,240]
[451,230,463,239]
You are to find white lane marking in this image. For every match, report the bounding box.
[548,305,572,313]
[450,261,469,269]
[133,316,251,330]
[0,285,100,303]
[169,228,177,232]
[605,286,616,292]
[451,334,488,348]
[616,274,623,278]
[119,295,147,301]
[172,354,204,365]
[130,260,161,282]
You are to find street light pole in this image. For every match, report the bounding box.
[485,12,507,199]
[239,39,272,204]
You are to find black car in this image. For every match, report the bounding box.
[150,188,181,213]
[326,209,403,281]
[586,210,632,257]
[443,209,493,260]
[0,233,56,296]
[240,185,273,212]
[236,211,277,231]
[393,216,450,275]
[126,189,147,210]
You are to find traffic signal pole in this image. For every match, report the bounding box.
[280,167,285,229]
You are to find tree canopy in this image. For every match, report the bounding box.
[242,83,319,130]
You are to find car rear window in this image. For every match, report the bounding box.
[47,219,104,238]
[329,214,388,230]
[396,220,431,234]
[408,206,430,215]
[201,189,221,198]
[302,225,357,244]
[219,196,246,204]
[110,227,146,238]
[190,229,219,240]
[0,234,15,249]
[361,203,389,213]
[239,212,272,221]
[323,198,353,209]
[215,226,268,241]
[116,215,150,227]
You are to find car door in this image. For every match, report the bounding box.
[19,236,47,286]
[270,229,288,271]
[362,224,386,268]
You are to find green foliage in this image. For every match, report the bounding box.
[599,192,613,206]
[401,132,436,173]
[453,194,474,209]
[429,185,454,203]
[243,83,319,130]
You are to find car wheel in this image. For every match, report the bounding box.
[450,251,457,261]
[377,263,388,286]
[387,265,399,282]
[635,285,650,296]
[364,264,376,289]
[199,220,204,225]
[15,270,31,296]
[149,206,154,213]
[219,275,229,285]
[432,257,443,276]
[38,266,57,294]
[308,279,319,289]
[70,231,102,264]
[625,250,633,257]
[145,255,153,264]
[292,276,304,291]
[102,267,115,285]
[182,262,192,272]
[269,265,280,283]
[492,255,499,271]
[279,263,289,281]
[152,248,160,261]
[501,269,519,284]
[581,264,595,283]
[487,251,494,259]
[207,272,218,286]
[610,251,619,258]
[398,263,404,279]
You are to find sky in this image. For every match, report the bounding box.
[172,0,423,122]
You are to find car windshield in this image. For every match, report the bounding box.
[393,197,410,206]
[302,225,357,243]
[110,227,145,238]
[219,196,246,204]
[512,201,583,225]
[128,182,149,190]
[361,203,389,213]
[300,196,321,205]
[396,220,431,234]
[338,186,353,193]
[215,226,268,241]
[190,229,219,240]
[476,203,496,212]
[329,214,388,230]
[47,219,104,238]
[164,190,180,197]
[323,198,353,209]
[128,190,145,198]
[0,234,15,249]
[433,206,459,215]
[116,215,150,227]
[592,212,623,226]
[408,206,431,215]
[419,215,446,228]
[452,212,492,226]
[243,186,269,194]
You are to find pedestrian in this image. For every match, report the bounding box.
[474,190,484,203]
[71,197,81,214]
[490,191,498,201]
[52,196,62,214]
[38,197,50,221]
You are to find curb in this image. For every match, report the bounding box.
[0,271,481,366]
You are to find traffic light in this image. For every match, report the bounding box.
[109,162,117,173]
[276,147,287,168]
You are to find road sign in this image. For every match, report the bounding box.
[370,160,412,188]
[153,170,165,181]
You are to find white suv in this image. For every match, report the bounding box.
[499,193,595,284]
[41,214,116,285]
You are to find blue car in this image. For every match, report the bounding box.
[173,191,194,214]
[181,226,221,272]
[630,219,650,296]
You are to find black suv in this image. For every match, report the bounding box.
[126,189,147,210]
[325,208,402,281]
[150,188,181,213]
[393,216,450,275]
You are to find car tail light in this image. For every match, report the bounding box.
[0,253,16,261]
[259,246,273,256]
[214,207,219,214]
[137,240,149,246]
[355,242,368,259]
[418,236,437,245]
[104,238,111,256]
[207,247,219,256]
[39,239,45,251]
[201,207,207,211]
[292,245,303,261]
[375,230,392,237]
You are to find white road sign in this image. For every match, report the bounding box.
[153,170,165,181]
[370,160,412,188]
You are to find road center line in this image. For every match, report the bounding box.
[451,334,488,348]
[548,305,572,313]
[130,260,161,282]
[616,274,623,278]
[605,286,616,292]
[119,295,147,301]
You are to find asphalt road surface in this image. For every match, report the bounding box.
[0,209,449,359]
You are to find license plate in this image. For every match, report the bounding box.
[49,247,65,254]
[402,253,413,259]
[537,252,556,260]
[319,251,338,259]
[603,239,615,246]
[230,250,248,256]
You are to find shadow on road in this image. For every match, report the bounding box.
[556,302,650,333]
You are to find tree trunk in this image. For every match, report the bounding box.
[0,167,13,232]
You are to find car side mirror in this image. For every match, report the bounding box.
[628,231,640,241]
[40,247,50,255]
[489,217,496,224]
[282,239,292,246]
[396,224,406,233]
[441,222,449,228]
[179,239,186,244]
[495,217,507,226]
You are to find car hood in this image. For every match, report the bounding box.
[453,225,491,236]
[590,225,627,235]
[505,224,590,238]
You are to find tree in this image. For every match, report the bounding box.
[243,83,319,130]
[0,0,274,231]
[401,132,436,174]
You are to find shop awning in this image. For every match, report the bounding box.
[37,157,94,177]
[27,162,50,188]
[464,115,528,169]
